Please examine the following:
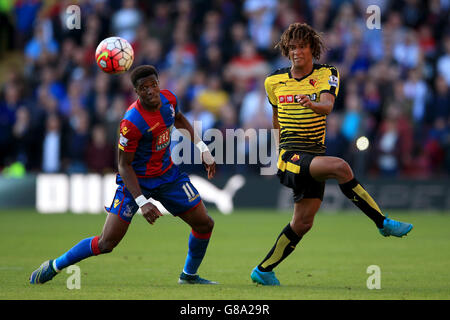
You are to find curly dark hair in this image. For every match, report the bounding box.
[275,23,326,61]
[130,65,158,88]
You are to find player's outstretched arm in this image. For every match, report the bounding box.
[118,150,162,225]
[174,112,216,179]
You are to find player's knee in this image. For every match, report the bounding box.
[335,159,353,180]
[194,216,214,234]
[98,238,118,254]
[203,216,215,233]
[207,216,215,232]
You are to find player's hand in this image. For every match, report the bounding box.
[202,150,216,179]
[296,94,313,108]
[141,202,163,225]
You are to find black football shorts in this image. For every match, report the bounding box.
[276,149,325,202]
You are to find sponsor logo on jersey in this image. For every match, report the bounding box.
[119,133,128,147]
[156,128,171,151]
[328,75,338,87]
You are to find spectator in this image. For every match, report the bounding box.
[165,25,197,87]
[340,93,363,142]
[196,75,230,118]
[423,117,447,174]
[325,113,348,159]
[86,72,111,124]
[111,0,142,43]
[375,117,401,176]
[437,35,450,86]
[85,124,115,173]
[362,78,382,120]
[65,107,90,173]
[147,2,174,51]
[243,0,278,51]
[417,24,437,58]
[224,39,270,91]
[200,44,224,76]
[185,98,216,132]
[12,106,38,168]
[60,80,87,118]
[104,95,127,147]
[0,82,23,167]
[225,21,248,61]
[13,0,42,47]
[427,75,450,123]
[403,68,429,125]
[24,20,58,67]
[239,78,272,130]
[38,66,66,102]
[42,113,62,173]
[136,37,166,72]
[198,10,223,55]
[393,29,421,70]
[184,69,207,109]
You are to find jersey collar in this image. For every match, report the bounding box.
[288,63,318,82]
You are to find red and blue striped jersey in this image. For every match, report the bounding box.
[118,89,179,177]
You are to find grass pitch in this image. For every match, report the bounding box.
[1,209,449,300]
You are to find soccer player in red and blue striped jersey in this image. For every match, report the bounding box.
[30,65,218,285]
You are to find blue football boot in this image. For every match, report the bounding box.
[178,272,218,284]
[251,266,280,286]
[379,217,413,237]
[29,260,58,284]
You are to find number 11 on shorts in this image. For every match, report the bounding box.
[182,183,198,201]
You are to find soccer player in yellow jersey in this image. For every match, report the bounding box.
[250,23,413,286]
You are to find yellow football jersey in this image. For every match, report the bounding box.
[264,64,339,154]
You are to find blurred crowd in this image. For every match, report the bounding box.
[0,0,449,178]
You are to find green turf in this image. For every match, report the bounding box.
[1,209,449,300]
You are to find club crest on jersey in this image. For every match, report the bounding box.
[121,126,129,136]
[309,79,317,87]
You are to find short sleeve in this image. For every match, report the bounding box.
[161,89,179,114]
[320,66,340,98]
[118,119,142,152]
[264,77,278,108]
